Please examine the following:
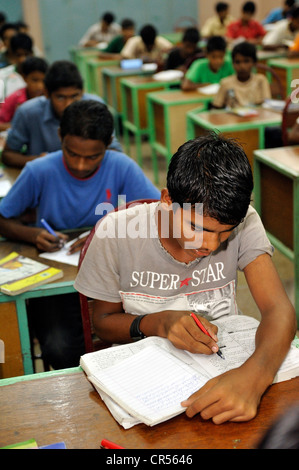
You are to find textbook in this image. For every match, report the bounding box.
[80,315,299,428]
[0,252,63,295]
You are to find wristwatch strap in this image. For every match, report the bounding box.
[130,315,147,341]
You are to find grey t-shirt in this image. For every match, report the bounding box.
[74,202,273,321]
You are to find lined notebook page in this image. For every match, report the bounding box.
[92,345,206,426]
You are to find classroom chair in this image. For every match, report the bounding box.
[78,199,159,353]
[256,62,285,100]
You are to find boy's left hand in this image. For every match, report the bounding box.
[181,365,266,424]
[67,235,89,254]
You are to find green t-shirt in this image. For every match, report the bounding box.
[103,35,125,53]
[186,57,234,84]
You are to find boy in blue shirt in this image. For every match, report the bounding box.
[2,60,122,168]
[0,100,160,368]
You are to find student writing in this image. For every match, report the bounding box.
[75,132,296,424]
[0,100,160,369]
[1,60,122,168]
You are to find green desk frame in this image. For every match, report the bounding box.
[120,77,180,168]
[86,58,120,96]
[69,47,99,89]
[147,91,213,183]
[0,282,76,376]
[186,106,282,169]
[254,146,299,322]
[267,58,299,98]
[102,66,154,136]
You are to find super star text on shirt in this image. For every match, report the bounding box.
[129,263,226,290]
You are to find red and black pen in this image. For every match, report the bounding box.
[190,312,225,359]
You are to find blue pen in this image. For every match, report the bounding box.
[40,218,57,237]
[40,218,65,247]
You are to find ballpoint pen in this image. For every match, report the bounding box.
[100,439,125,449]
[190,312,225,359]
[40,218,65,247]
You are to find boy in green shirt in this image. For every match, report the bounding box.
[98,18,135,59]
[181,36,234,90]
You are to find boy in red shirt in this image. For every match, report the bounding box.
[0,56,48,130]
[226,1,266,45]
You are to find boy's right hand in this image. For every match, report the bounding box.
[35,229,68,252]
[151,310,219,356]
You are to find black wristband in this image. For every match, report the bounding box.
[130,315,147,341]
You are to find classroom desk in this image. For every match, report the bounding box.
[0,237,81,378]
[254,146,299,321]
[267,58,299,98]
[186,107,282,169]
[102,66,154,136]
[86,57,120,95]
[147,90,216,182]
[1,367,299,449]
[120,76,180,167]
[69,47,99,89]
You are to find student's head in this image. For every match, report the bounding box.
[241,1,256,22]
[10,32,33,68]
[216,2,229,20]
[59,100,113,179]
[0,12,6,28]
[181,28,200,57]
[206,36,227,72]
[0,23,17,50]
[140,24,157,48]
[101,12,115,31]
[232,41,257,81]
[121,18,135,42]
[21,56,48,98]
[163,133,253,255]
[44,60,84,119]
[289,6,299,32]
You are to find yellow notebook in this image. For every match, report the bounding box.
[0,252,63,295]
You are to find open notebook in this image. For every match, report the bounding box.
[80,315,299,428]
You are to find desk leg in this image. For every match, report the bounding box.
[15,298,34,375]
[294,179,299,325]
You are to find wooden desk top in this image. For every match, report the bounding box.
[1,369,299,449]
[268,57,299,68]
[190,108,282,127]
[148,89,215,104]
[254,145,299,175]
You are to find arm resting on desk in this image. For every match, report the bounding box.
[182,253,297,424]
[1,143,46,169]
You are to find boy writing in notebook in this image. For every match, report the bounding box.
[212,41,271,108]
[75,132,296,424]
[0,100,160,369]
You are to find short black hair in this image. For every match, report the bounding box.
[44,60,83,94]
[102,12,115,24]
[216,2,229,13]
[242,1,256,14]
[0,23,17,40]
[140,24,157,45]
[206,35,227,53]
[286,0,295,7]
[21,56,48,76]
[10,32,33,53]
[183,27,200,44]
[232,41,257,63]
[121,18,135,29]
[60,100,114,146]
[167,132,253,225]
